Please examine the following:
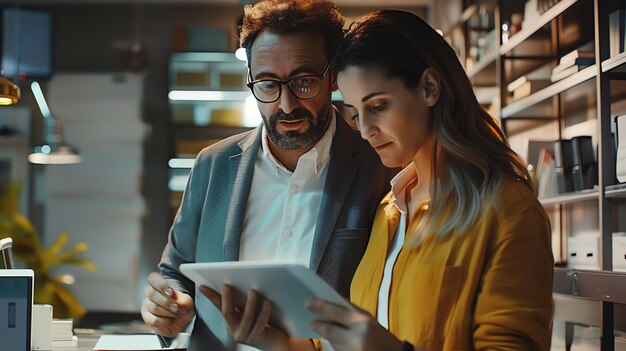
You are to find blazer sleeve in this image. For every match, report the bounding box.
[158,151,211,297]
[473,202,554,351]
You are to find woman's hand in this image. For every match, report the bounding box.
[307,299,404,351]
[200,285,290,351]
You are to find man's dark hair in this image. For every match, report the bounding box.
[239,0,345,64]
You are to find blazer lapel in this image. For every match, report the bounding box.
[310,118,360,271]
[223,126,262,261]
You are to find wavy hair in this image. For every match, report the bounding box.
[239,0,345,63]
[333,10,532,243]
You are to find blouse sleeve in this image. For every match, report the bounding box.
[473,202,554,351]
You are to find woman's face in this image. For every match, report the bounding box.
[337,65,435,168]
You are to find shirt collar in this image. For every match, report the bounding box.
[261,109,336,176]
[389,162,419,213]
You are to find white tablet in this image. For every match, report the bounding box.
[0,269,34,351]
[180,262,353,338]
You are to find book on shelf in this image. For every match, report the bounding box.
[511,80,551,100]
[536,148,557,199]
[552,57,595,75]
[508,64,553,92]
[559,49,594,67]
[616,114,626,183]
[507,75,529,93]
[550,64,589,83]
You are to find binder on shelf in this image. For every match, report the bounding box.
[571,136,597,191]
[609,9,625,57]
[617,115,626,183]
[554,139,574,193]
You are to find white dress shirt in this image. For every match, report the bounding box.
[237,114,336,351]
[377,163,419,328]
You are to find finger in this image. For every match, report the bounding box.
[141,303,177,328]
[145,298,179,319]
[309,319,351,343]
[235,290,259,341]
[307,299,353,326]
[147,286,180,314]
[147,272,175,298]
[199,285,222,310]
[248,299,272,340]
[221,285,241,328]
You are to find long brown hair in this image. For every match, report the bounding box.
[333,10,532,241]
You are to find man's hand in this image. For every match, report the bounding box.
[200,285,291,351]
[141,272,195,337]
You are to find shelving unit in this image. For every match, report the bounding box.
[446,0,626,349]
[539,188,599,206]
[167,52,255,213]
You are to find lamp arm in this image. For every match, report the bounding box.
[31,81,63,145]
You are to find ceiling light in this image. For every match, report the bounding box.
[0,76,19,105]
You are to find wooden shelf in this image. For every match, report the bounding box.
[500,64,596,119]
[554,267,626,304]
[602,51,626,73]
[499,0,579,56]
[539,188,599,206]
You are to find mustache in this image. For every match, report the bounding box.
[271,108,314,121]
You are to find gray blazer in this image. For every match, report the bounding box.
[159,117,394,351]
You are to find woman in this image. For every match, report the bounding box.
[306,9,554,351]
[204,9,554,351]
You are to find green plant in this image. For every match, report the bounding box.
[0,183,96,319]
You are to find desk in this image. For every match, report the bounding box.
[53,334,98,351]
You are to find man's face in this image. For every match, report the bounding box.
[248,31,333,151]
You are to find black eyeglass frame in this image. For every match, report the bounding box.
[246,62,331,103]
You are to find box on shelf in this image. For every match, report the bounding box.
[567,233,600,270]
[613,232,626,273]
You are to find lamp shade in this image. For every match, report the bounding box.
[0,76,19,105]
[28,143,81,165]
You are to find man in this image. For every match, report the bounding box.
[141,1,394,350]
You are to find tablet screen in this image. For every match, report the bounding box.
[0,270,33,351]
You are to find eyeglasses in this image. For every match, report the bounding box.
[247,62,331,103]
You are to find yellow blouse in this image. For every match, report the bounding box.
[350,179,554,351]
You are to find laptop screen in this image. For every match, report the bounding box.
[0,270,33,351]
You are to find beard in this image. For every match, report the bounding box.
[263,105,332,150]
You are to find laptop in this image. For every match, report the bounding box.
[0,269,34,351]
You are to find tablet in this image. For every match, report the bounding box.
[0,269,34,351]
[180,262,353,338]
